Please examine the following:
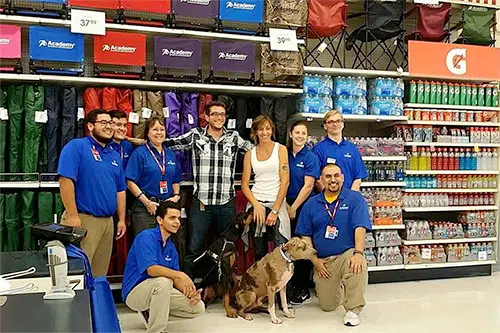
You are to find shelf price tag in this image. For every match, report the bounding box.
[478,251,488,261]
[142,107,152,119]
[35,110,48,124]
[71,9,106,36]
[129,112,139,124]
[269,28,298,52]
[421,248,432,260]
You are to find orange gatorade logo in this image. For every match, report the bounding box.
[446,48,466,76]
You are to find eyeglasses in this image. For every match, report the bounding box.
[209,112,226,118]
[93,120,114,127]
[325,119,344,125]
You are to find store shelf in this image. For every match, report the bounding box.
[404,260,497,270]
[361,181,406,187]
[402,237,497,246]
[404,142,500,148]
[403,206,498,212]
[404,103,500,112]
[404,188,498,193]
[0,14,305,44]
[372,224,406,230]
[295,113,407,122]
[0,74,302,96]
[405,170,499,175]
[40,182,60,188]
[362,156,407,162]
[441,0,500,9]
[406,120,500,127]
[0,181,40,189]
[368,265,405,272]
[304,66,409,78]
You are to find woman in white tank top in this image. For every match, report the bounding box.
[241,115,290,259]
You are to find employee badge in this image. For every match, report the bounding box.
[325,225,339,240]
[91,146,102,162]
[159,181,168,195]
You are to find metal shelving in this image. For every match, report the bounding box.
[403,206,499,212]
[402,237,497,246]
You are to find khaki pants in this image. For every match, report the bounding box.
[314,249,368,315]
[125,277,205,333]
[62,211,113,277]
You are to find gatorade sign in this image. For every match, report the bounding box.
[409,41,500,81]
[94,32,146,66]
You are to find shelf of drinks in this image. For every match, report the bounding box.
[403,206,499,212]
[367,265,405,272]
[303,66,409,78]
[296,113,408,122]
[406,120,500,127]
[405,170,500,175]
[404,188,498,193]
[362,156,407,162]
[372,224,406,230]
[361,181,406,187]
[0,14,306,45]
[404,142,500,148]
[404,260,497,270]
[403,103,500,112]
[402,237,498,246]
[0,74,303,96]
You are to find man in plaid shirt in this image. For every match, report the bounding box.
[165,101,252,278]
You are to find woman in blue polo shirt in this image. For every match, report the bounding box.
[286,120,320,306]
[126,116,182,237]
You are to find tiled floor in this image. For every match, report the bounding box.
[118,273,500,333]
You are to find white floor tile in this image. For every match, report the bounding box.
[118,273,500,333]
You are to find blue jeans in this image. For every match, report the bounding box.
[184,196,235,279]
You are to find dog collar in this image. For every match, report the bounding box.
[280,247,294,263]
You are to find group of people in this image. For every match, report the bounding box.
[57,102,372,332]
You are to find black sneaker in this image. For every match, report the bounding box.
[289,288,311,306]
[137,310,150,329]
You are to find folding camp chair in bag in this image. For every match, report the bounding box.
[118,0,171,28]
[2,0,68,18]
[205,40,256,85]
[152,37,202,83]
[67,0,120,22]
[453,7,496,46]
[264,0,307,28]
[0,24,22,73]
[28,26,84,76]
[345,0,407,71]
[405,2,451,42]
[217,0,264,35]
[260,44,304,87]
[305,0,348,68]
[93,31,146,80]
[171,0,219,31]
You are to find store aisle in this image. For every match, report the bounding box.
[118,273,500,333]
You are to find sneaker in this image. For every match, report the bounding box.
[138,310,150,329]
[289,288,311,306]
[343,311,360,327]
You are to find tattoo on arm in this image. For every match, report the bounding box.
[281,163,289,172]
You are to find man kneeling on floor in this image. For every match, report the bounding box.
[122,202,205,333]
[296,163,372,327]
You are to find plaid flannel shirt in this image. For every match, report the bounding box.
[165,126,253,205]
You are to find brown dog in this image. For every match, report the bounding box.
[235,237,317,324]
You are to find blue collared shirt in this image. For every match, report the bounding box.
[313,137,367,189]
[125,142,181,200]
[110,140,134,169]
[287,146,320,200]
[122,226,180,301]
[57,136,127,217]
[296,188,372,258]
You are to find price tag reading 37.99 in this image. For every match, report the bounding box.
[71,9,106,36]
[269,28,299,52]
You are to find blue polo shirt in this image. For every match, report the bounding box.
[122,226,180,301]
[313,137,367,189]
[296,188,372,258]
[110,140,134,169]
[287,147,320,200]
[125,142,182,200]
[58,136,127,217]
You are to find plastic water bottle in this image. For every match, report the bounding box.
[459,149,465,170]
[477,150,484,170]
[491,149,498,170]
[465,149,471,170]
[471,150,478,170]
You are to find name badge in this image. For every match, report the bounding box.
[325,225,339,240]
[159,181,168,195]
[91,146,102,162]
[327,157,336,164]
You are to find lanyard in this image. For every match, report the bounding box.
[119,144,124,161]
[325,200,341,224]
[146,143,166,176]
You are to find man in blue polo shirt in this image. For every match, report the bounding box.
[58,109,127,277]
[123,202,204,333]
[313,110,367,191]
[296,163,371,327]
[109,110,134,169]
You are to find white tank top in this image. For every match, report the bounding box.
[251,142,281,202]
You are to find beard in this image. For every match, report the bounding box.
[91,129,113,144]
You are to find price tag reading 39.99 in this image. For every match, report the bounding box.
[71,9,106,36]
[269,28,299,52]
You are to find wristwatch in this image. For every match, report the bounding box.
[271,209,278,215]
[353,250,364,256]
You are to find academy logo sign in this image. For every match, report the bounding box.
[226,1,256,10]
[218,52,248,61]
[38,39,75,50]
[101,44,137,53]
[162,48,194,58]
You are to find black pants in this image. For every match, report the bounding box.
[129,201,156,238]
[287,197,314,290]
